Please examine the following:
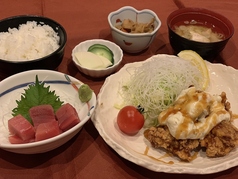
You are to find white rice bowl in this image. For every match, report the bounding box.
[0,21,60,61]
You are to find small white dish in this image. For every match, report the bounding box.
[0,70,96,154]
[72,39,123,78]
[108,6,161,53]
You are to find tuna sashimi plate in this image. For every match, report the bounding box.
[92,54,238,174]
[0,70,96,154]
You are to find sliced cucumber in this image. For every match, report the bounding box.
[88,44,112,52]
[88,44,114,64]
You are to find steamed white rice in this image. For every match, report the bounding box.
[0,21,60,61]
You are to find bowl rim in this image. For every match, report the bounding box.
[0,69,96,150]
[167,7,234,42]
[108,6,161,37]
[0,15,67,64]
[72,39,123,72]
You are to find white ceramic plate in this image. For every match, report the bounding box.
[92,54,238,174]
[0,70,96,154]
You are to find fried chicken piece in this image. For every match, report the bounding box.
[200,120,238,157]
[143,90,238,161]
[144,126,199,161]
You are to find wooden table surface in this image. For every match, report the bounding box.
[1,0,238,178]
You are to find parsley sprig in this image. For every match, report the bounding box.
[12,75,64,124]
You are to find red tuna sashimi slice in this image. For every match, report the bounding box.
[35,120,61,141]
[8,114,35,141]
[9,135,35,144]
[56,103,80,131]
[29,104,56,128]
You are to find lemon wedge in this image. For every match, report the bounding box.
[177,50,209,90]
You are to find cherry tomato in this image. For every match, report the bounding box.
[117,105,144,135]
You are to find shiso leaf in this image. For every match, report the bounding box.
[12,75,64,124]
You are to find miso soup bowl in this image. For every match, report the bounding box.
[167,7,234,61]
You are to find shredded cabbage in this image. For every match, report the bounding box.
[119,55,203,127]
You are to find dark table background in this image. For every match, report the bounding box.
[1,0,238,178]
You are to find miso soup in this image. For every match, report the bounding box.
[174,24,224,43]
